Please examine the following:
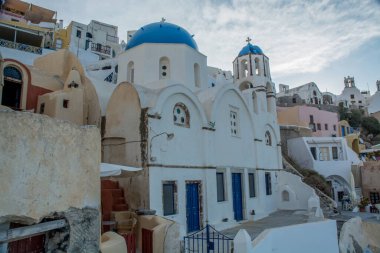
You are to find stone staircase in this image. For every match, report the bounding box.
[282,156,337,215]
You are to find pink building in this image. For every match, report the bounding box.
[277,105,339,137]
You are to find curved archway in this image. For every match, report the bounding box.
[282,190,290,201]
[326,175,352,203]
[2,65,23,109]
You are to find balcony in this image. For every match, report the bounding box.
[90,42,111,57]
[106,34,119,44]
[0,38,42,54]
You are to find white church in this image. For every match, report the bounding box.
[101,20,315,236]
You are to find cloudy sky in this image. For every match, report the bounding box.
[31,0,380,94]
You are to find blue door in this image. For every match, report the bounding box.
[232,173,243,221]
[341,126,346,136]
[186,183,200,233]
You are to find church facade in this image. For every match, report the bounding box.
[102,21,291,236]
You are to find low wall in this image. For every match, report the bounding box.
[277,171,317,210]
[339,217,380,253]
[234,219,339,253]
[136,215,180,253]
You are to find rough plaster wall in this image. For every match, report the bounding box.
[0,111,100,224]
[339,217,380,253]
[361,162,380,198]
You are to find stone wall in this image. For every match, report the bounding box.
[280,125,312,155]
[0,111,101,252]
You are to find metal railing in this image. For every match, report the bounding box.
[184,224,233,253]
[0,38,42,54]
[90,42,111,56]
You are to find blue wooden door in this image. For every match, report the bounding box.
[341,126,345,136]
[186,183,200,233]
[232,173,243,221]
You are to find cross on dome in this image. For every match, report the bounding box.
[246,37,252,43]
[161,17,166,23]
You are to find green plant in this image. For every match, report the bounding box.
[362,117,380,135]
[358,197,370,208]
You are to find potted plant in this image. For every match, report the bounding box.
[358,198,370,212]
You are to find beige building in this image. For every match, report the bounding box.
[361,162,380,205]
[1,49,101,126]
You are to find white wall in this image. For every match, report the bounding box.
[277,171,316,210]
[234,220,339,253]
[118,44,208,91]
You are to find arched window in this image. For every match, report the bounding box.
[127,61,134,83]
[2,66,23,109]
[282,190,290,201]
[194,63,200,88]
[255,58,260,76]
[159,57,170,79]
[173,103,190,128]
[241,59,248,78]
[239,81,253,91]
[265,131,272,146]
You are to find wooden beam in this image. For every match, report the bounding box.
[0,219,67,243]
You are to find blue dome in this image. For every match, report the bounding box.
[238,43,263,56]
[126,22,198,50]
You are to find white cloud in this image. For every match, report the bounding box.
[31,0,380,78]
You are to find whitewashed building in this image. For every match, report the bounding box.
[287,137,360,205]
[367,80,380,121]
[102,21,315,237]
[336,76,369,109]
[277,82,323,105]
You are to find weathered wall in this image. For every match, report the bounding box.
[339,217,380,253]
[0,111,100,223]
[361,161,380,200]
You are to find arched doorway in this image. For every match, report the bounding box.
[2,66,23,109]
[326,175,352,208]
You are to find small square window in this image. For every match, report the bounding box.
[317,123,321,130]
[76,30,82,38]
[333,125,336,131]
[63,99,69,108]
[350,94,354,99]
[325,124,328,130]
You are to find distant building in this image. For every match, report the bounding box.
[277,105,339,137]
[0,0,58,53]
[336,76,369,109]
[277,82,323,105]
[54,20,121,59]
[367,80,380,122]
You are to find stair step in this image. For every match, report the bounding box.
[101,180,119,189]
[114,197,126,205]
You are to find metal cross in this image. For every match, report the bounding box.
[246,37,252,43]
[161,17,166,22]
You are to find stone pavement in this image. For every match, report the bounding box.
[221,210,310,239]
